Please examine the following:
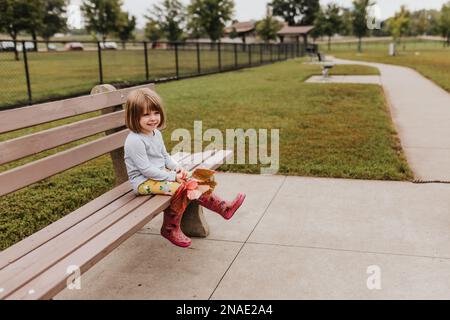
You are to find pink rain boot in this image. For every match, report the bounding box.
[197,192,246,220]
[160,208,192,248]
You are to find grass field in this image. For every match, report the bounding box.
[323,43,450,92]
[0,45,284,108]
[0,59,411,250]
[321,38,447,52]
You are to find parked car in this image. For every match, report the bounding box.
[0,41,15,52]
[99,41,118,50]
[64,42,84,51]
[47,44,57,51]
[16,41,36,52]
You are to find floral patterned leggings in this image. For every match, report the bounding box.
[137,168,217,215]
[137,179,181,196]
[137,170,195,196]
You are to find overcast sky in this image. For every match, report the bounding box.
[68,0,449,29]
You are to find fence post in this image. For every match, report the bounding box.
[260,44,263,64]
[174,42,179,79]
[218,42,222,71]
[196,42,201,74]
[270,44,273,62]
[278,44,281,61]
[22,41,33,105]
[234,43,238,68]
[97,41,103,84]
[248,44,252,65]
[144,41,149,81]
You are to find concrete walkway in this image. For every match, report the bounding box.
[330,57,450,182]
[56,173,450,300]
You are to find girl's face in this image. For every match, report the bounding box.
[140,109,161,135]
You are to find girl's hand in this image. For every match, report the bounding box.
[176,172,187,184]
[176,167,188,180]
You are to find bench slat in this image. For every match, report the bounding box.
[0,129,129,197]
[0,151,201,299]
[0,196,151,299]
[0,152,190,270]
[0,182,133,271]
[0,111,125,166]
[0,190,137,275]
[7,196,170,300]
[0,84,154,134]
[5,150,231,300]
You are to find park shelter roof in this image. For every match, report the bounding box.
[277,25,314,36]
[225,21,256,34]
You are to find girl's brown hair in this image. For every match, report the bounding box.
[125,88,166,133]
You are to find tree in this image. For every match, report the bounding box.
[340,7,353,36]
[410,10,428,36]
[145,20,162,47]
[188,0,235,42]
[0,0,37,60]
[426,10,441,36]
[186,13,206,39]
[146,0,186,42]
[39,0,69,49]
[322,3,342,50]
[310,6,325,42]
[388,5,410,45]
[24,0,46,50]
[256,11,283,43]
[440,1,450,46]
[352,0,375,52]
[270,0,320,26]
[81,0,123,41]
[116,12,136,49]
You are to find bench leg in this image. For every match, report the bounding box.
[181,202,210,238]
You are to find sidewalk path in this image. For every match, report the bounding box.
[56,173,450,300]
[331,57,450,182]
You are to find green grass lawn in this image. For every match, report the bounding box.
[0,59,412,250]
[0,47,277,108]
[327,47,450,92]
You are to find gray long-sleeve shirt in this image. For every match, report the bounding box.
[124,130,179,194]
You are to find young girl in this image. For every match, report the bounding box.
[124,88,246,248]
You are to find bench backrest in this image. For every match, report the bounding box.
[0,83,155,197]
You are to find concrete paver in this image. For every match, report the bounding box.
[249,176,450,258]
[56,234,242,300]
[211,243,450,300]
[138,173,286,242]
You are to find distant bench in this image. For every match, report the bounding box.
[0,84,231,300]
[317,52,334,78]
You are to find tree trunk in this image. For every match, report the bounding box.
[31,31,38,52]
[358,37,362,53]
[11,33,19,61]
[328,36,331,51]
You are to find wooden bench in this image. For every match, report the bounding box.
[0,84,232,300]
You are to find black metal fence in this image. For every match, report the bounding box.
[0,40,317,110]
